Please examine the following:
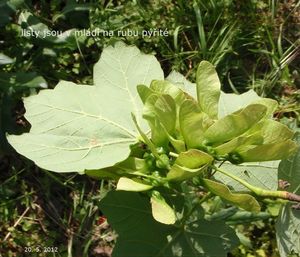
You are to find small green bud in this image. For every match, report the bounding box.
[146,158,154,168]
[156,154,170,169]
[206,146,216,155]
[151,172,162,186]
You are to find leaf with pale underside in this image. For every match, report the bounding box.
[278,134,300,194]
[276,204,300,257]
[7,43,164,172]
[214,161,279,191]
[218,90,278,119]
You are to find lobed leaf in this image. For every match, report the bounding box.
[165,219,239,257]
[93,42,163,123]
[8,43,163,172]
[100,191,173,257]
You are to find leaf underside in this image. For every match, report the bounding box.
[214,161,279,191]
[7,43,164,172]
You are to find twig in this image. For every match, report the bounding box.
[213,165,300,203]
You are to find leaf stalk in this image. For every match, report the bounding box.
[212,165,300,203]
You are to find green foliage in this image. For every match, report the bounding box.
[10,43,296,173]
[100,191,239,257]
[1,1,299,256]
[7,43,300,257]
[7,43,163,172]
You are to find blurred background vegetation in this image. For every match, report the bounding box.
[0,0,299,256]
